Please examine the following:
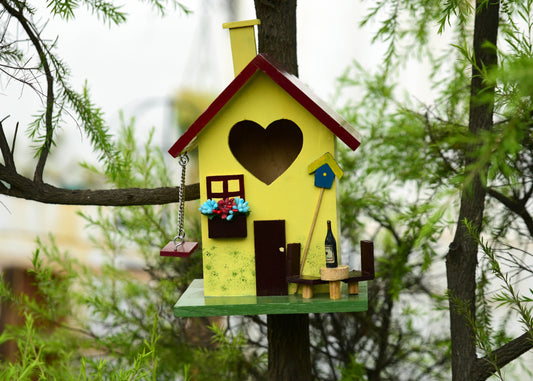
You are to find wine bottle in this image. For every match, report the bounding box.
[325,220,338,268]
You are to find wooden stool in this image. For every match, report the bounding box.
[320,265,349,299]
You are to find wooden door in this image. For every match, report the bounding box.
[254,220,287,296]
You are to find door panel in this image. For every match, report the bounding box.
[254,220,287,296]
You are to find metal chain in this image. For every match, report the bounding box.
[173,152,189,249]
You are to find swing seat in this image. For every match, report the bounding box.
[160,241,199,257]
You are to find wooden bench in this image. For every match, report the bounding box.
[287,240,375,298]
[342,240,375,294]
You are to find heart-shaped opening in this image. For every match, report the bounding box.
[228,119,303,185]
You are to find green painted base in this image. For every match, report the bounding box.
[174,279,368,317]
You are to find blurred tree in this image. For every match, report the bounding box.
[330,0,533,380]
[1,0,533,380]
[0,120,266,379]
[0,1,263,379]
[173,89,215,132]
[0,0,198,205]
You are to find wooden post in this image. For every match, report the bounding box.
[302,284,314,299]
[348,282,359,295]
[328,281,342,300]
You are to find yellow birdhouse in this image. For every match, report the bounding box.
[168,20,372,316]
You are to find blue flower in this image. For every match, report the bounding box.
[199,197,250,219]
[227,210,234,221]
[199,199,218,215]
[234,197,250,213]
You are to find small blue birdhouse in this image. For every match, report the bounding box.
[314,163,336,188]
[308,152,344,189]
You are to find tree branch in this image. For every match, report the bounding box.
[423,111,460,175]
[474,331,533,380]
[0,164,199,205]
[1,0,55,183]
[0,117,16,171]
[486,187,533,237]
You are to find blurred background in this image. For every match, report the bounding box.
[1,0,531,378]
[1,0,436,272]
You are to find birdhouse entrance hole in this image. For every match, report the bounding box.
[228,119,303,185]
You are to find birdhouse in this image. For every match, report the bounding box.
[169,20,373,316]
[308,152,343,189]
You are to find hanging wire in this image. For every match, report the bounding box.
[173,152,189,249]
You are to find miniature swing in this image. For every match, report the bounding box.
[160,153,198,257]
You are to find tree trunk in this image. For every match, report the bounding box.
[446,1,499,380]
[267,314,311,380]
[253,2,311,380]
[254,0,298,76]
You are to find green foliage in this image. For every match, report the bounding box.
[316,3,475,376]
[47,0,127,25]
[0,120,264,379]
[3,1,533,380]
[0,240,163,380]
[188,324,267,381]
[466,220,533,340]
[331,0,533,379]
[45,0,191,24]
[0,0,189,178]
[339,353,367,380]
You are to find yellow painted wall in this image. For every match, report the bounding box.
[198,71,341,296]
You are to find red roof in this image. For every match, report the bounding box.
[168,53,361,157]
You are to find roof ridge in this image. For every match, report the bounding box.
[168,54,360,158]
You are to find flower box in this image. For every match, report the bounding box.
[200,197,250,238]
[208,214,247,238]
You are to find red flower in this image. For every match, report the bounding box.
[217,198,236,220]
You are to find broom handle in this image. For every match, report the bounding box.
[299,187,325,275]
